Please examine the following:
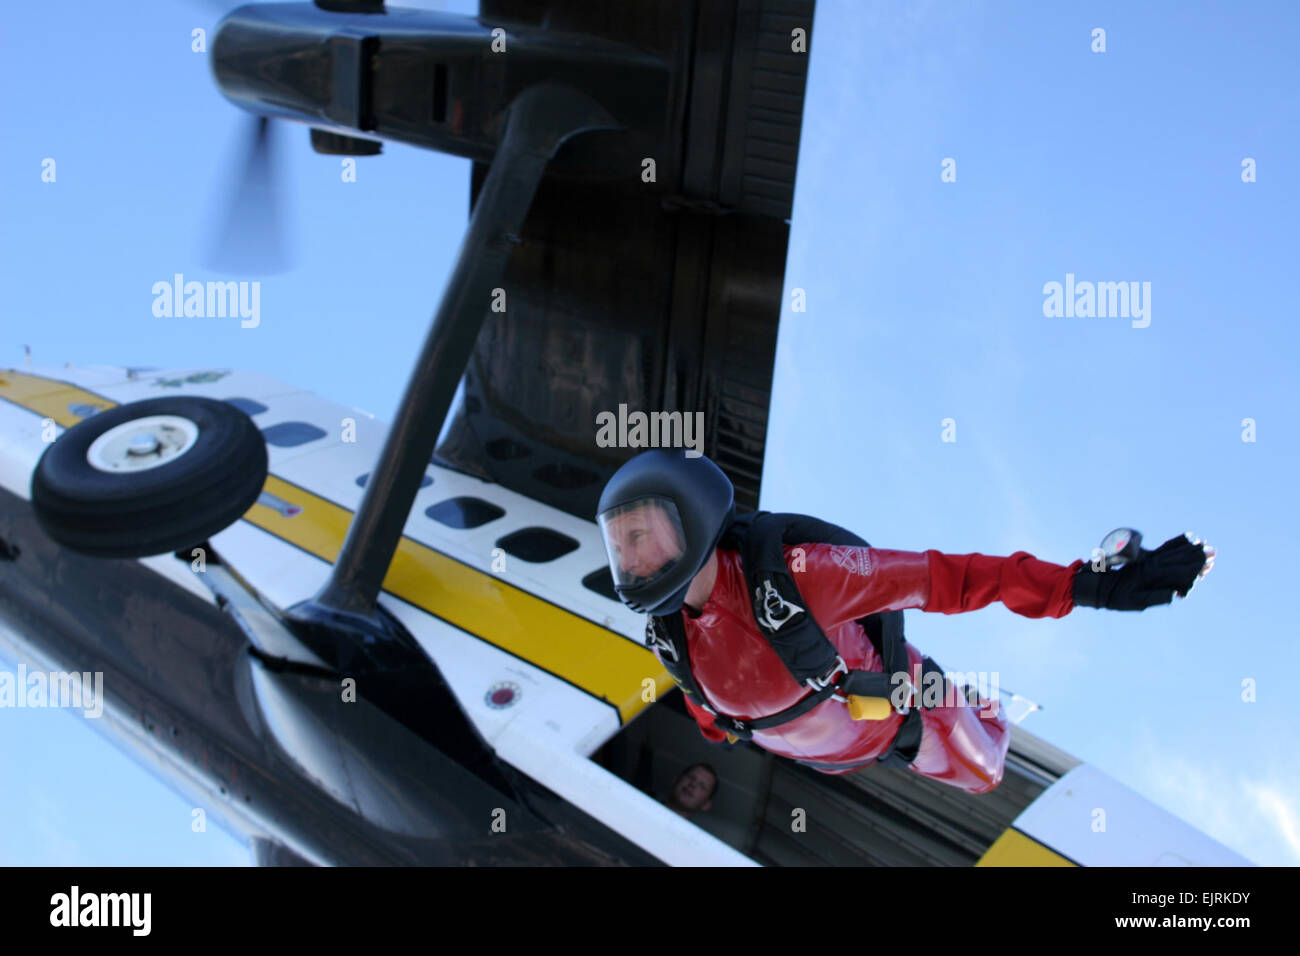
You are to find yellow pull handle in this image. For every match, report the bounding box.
[847,695,894,721]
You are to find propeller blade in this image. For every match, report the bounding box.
[203,116,291,276]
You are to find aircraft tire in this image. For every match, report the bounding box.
[29,396,268,558]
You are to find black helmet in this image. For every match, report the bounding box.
[596,449,735,615]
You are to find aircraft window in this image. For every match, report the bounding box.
[496,527,579,563]
[425,496,504,529]
[225,397,268,416]
[433,63,448,123]
[485,437,530,460]
[533,462,599,490]
[260,422,327,447]
[582,568,619,603]
[359,472,433,489]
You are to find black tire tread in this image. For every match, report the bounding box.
[30,397,270,558]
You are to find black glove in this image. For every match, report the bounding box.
[1073,533,1215,611]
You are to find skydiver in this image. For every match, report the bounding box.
[596,449,1214,794]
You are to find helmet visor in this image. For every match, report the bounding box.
[598,496,687,593]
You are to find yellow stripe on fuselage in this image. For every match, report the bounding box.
[976,827,1078,867]
[251,475,668,721]
[0,369,116,427]
[2,368,668,722]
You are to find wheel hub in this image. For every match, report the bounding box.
[86,415,200,473]
[128,433,161,456]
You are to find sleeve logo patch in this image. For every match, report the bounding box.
[830,545,873,576]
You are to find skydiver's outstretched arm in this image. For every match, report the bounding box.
[795,534,1214,628]
[794,542,1080,626]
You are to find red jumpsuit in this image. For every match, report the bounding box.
[673,543,1082,794]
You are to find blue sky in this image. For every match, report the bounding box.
[2,1,1297,866]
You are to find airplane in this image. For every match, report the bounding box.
[0,0,1253,866]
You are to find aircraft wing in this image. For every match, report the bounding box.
[435,0,816,519]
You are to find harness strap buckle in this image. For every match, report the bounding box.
[645,619,679,663]
[806,655,848,694]
[755,578,804,631]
